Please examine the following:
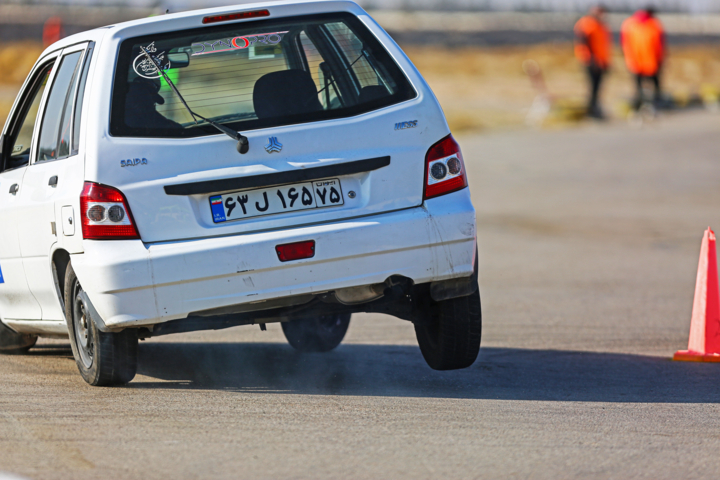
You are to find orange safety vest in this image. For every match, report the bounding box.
[574,15,611,69]
[621,12,665,76]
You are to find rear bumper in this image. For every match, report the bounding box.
[70,189,477,328]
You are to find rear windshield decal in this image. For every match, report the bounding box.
[191,31,288,56]
[133,42,170,79]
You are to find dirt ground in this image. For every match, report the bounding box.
[404,43,720,130]
[1,41,719,132]
[2,110,720,480]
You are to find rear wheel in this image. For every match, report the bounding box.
[414,289,482,370]
[64,263,138,386]
[281,314,351,352]
[0,322,37,354]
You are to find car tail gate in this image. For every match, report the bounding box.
[92,10,451,243]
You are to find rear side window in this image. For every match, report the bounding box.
[111,13,416,138]
[327,22,385,90]
[37,50,82,162]
[72,46,93,155]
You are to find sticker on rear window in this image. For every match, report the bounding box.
[191,31,288,56]
[210,195,227,223]
[133,42,170,79]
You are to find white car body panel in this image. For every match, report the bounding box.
[71,192,475,328]
[0,166,43,322]
[0,0,476,336]
[84,3,444,244]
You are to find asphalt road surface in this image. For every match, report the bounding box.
[2,111,720,479]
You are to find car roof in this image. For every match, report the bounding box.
[40,0,365,58]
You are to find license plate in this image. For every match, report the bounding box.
[210,178,344,223]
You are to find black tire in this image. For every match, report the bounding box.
[64,263,138,386]
[0,321,37,354]
[281,314,351,352]
[414,289,482,370]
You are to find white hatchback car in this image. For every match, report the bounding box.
[0,0,479,386]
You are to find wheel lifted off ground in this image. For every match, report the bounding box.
[414,289,482,370]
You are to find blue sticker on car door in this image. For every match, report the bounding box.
[0,264,4,284]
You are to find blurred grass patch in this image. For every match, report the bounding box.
[0,42,43,84]
[445,109,527,132]
[0,99,15,125]
[0,41,718,131]
[543,98,588,126]
[0,42,43,124]
[404,43,720,132]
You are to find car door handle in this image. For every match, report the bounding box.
[9,184,18,195]
[48,176,58,187]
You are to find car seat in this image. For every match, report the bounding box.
[253,69,323,119]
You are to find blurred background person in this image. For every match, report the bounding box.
[621,6,666,109]
[574,5,611,119]
[0,0,718,132]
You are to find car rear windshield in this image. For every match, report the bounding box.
[110,12,416,138]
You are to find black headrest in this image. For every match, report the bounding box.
[253,69,322,120]
[127,77,165,105]
[125,77,181,130]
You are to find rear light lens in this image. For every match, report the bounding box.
[202,9,269,24]
[423,134,468,200]
[80,182,140,240]
[276,240,315,262]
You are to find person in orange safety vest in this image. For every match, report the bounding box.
[574,5,611,119]
[621,7,666,109]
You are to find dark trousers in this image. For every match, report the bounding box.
[634,73,661,108]
[586,65,604,114]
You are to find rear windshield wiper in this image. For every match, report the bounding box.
[139,46,249,154]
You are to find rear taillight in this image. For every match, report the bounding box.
[423,134,468,200]
[80,182,140,240]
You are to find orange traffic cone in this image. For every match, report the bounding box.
[674,227,720,362]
